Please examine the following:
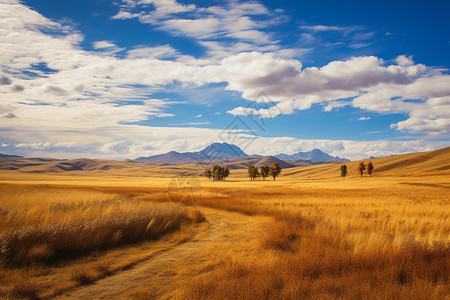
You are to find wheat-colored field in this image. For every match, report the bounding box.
[0,147,448,299]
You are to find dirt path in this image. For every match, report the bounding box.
[54,207,266,299]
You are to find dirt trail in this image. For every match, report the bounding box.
[54,207,264,299]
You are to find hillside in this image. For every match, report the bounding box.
[283,146,450,178]
[0,157,207,177]
[255,156,296,169]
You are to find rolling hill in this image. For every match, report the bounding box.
[255,156,296,169]
[282,146,450,178]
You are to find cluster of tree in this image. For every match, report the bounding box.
[340,161,374,178]
[359,161,374,177]
[248,163,282,181]
[204,164,230,181]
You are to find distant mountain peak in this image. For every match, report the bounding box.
[135,142,248,164]
[199,142,248,159]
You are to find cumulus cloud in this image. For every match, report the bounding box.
[217,52,449,135]
[358,116,371,121]
[217,53,427,101]
[396,55,414,66]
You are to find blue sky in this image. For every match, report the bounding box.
[0,0,449,160]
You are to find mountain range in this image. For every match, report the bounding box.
[275,149,349,162]
[135,142,349,166]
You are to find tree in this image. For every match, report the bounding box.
[248,165,259,181]
[204,169,212,180]
[358,162,366,177]
[260,164,270,180]
[222,166,230,180]
[340,164,347,178]
[269,162,281,180]
[211,164,219,181]
[367,161,374,177]
[209,164,229,181]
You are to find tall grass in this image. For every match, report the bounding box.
[0,185,203,266]
[179,215,449,299]
[160,180,449,299]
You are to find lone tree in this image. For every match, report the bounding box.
[260,164,270,180]
[248,165,259,181]
[367,161,374,177]
[358,162,366,177]
[269,162,282,181]
[340,164,348,178]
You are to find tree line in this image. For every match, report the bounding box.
[204,164,230,181]
[340,161,374,178]
[248,163,282,181]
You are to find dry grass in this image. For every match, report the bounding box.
[0,185,200,266]
[162,175,449,299]
[9,278,40,299]
[179,214,449,299]
[0,184,205,298]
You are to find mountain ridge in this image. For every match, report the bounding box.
[276,149,350,162]
[136,143,349,164]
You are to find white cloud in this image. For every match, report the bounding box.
[217,52,449,135]
[127,45,179,59]
[227,106,255,116]
[15,141,77,150]
[162,18,221,38]
[299,25,358,33]
[396,55,414,66]
[93,40,118,49]
[323,100,350,112]
[195,114,202,118]
[358,116,371,121]
[113,0,280,51]
[353,75,450,135]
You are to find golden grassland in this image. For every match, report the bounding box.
[0,184,204,298]
[0,147,449,299]
[167,178,449,299]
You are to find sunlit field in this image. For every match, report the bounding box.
[0,184,204,298]
[0,148,448,299]
[167,177,449,299]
